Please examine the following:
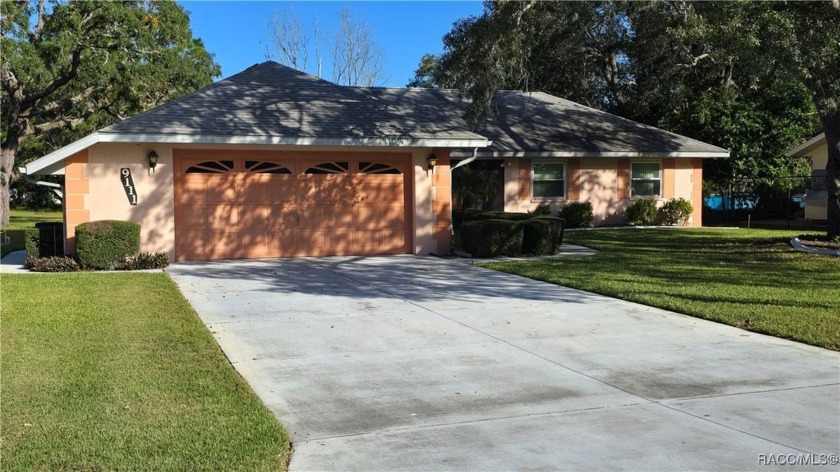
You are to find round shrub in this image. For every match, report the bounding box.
[460,219,524,257]
[626,199,659,226]
[75,220,141,270]
[529,204,552,216]
[658,198,694,225]
[558,201,593,228]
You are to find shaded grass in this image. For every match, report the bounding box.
[1,209,63,257]
[480,228,840,350]
[0,273,289,470]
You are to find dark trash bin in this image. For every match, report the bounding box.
[34,222,64,257]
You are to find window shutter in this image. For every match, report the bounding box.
[617,159,630,199]
[518,159,532,200]
[663,158,676,198]
[567,159,581,201]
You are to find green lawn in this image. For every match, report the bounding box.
[1,208,63,257]
[480,228,840,350]
[0,273,290,471]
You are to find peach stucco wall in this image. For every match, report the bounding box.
[504,157,703,226]
[412,148,452,255]
[64,150,90,254]
[70,143,448,259]
[85,143,176,259]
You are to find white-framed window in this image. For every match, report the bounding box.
[532,161,566,199]
[631,162,662,197]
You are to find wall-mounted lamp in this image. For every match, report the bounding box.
[427,154,438,171]
[147,151,159,173]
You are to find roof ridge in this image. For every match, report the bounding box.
[101,61,348,134]
[527,91,729,153]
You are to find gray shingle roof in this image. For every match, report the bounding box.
[101,61,726,155]
[101,61,485,141]
[470,91,728,155]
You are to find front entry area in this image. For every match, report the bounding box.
[173,149,412,260]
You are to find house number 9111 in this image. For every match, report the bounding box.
[120,168,138,206]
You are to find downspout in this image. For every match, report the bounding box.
[450,147,479,217]
[451,148,479,171]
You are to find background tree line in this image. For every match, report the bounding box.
[410,0,840,237]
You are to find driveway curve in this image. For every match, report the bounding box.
[167,255,839,471]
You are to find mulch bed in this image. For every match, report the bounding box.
[796,234,840,250]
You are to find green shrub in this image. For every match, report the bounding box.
[536,216,566,249]
[475,211,533,221]
[452,209,483,230]
[24,228,40,258]
[529,204,552,216]
[460,219,524,257]
[75,220,141,270]
[558,202,593,228]
[24,256,80,272]
[116,252,170,270]
[626,199,659,225]
[658,198,694,226]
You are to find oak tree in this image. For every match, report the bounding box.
[0,0,220,226]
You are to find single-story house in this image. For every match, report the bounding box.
[22,61,728,261]
[788,133,828,221]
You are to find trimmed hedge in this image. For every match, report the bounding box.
[520,219,554,255]
[24,222,64,258]
[535,216,565,250]
[452,208,483,230]
[558,202,593,228]
[24,228,40,258]
[460,219,524,257]
[474,211,533,221]
[75,220,141,270]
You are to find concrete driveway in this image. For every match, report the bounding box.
[168,255,839,471]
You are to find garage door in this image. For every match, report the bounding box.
[174,150,412,260]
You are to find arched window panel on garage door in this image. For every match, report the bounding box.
[305,162,349,174]
[185,160,235,174]
[358,162,401,174]
[245,160,292,174]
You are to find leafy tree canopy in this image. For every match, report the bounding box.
[1,0,220,225]
[410,0,839,235]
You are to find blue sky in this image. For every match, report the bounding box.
[180,1,485,86]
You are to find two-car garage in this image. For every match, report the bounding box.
[173,149,412,260]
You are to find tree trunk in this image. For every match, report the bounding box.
[0,143,17,228]
[822,111,840,239]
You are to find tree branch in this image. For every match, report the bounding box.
[20,47,83,111]
[31,0,46,42]
[21,85,102,118]
[34,117,86,133]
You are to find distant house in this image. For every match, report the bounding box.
[788,133,828,221]
[21,62,727,261]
